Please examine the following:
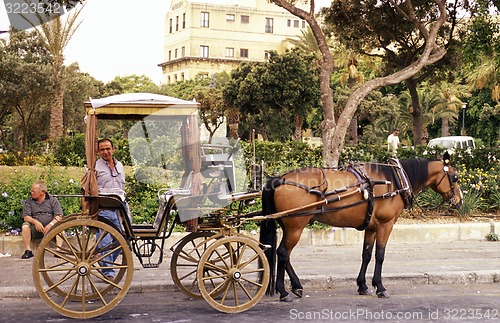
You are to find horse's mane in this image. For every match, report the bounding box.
[399,158,430,193]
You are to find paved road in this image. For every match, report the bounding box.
[1,284,499,322]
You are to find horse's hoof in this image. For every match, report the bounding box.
[377,290,390,298]
[291,288,303,298]
[280,294,294,302]
[358,289,372,296]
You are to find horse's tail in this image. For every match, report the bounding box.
[259,177,280,296]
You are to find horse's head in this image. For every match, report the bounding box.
[430,151,463,209]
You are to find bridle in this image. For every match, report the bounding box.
[435,164,461,207]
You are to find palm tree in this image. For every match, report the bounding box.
[32,6,84,140]
[466,53,499,101]
[285,26,324,68]
[431,81,468,136]
[331,40,381,144]
[398,86,442,144]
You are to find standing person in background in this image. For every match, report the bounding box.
[95,138,126,280]
[21,181,63,259]
[387,128,400,157]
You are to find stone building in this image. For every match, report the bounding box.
[159,0,309,84]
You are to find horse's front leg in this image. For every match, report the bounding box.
[357,230,375,295]
[372,242,390,298]
[371,222,395,298]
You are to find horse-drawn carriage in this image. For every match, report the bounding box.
[32,93,463,318]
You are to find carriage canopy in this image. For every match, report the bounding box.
[81,93,245,224]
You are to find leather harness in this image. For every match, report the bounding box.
[275,161,413,231]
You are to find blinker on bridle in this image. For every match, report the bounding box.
[436,159,460,207]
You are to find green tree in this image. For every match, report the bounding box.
[322,0,458,150]
[270,0,450,166]
[460,3,500,144]
[104,74,159,95]
[270,0,336,164]
[63,63,103,134]
[223,50,320,141]
[262,50,321,141]
[192,73,230,143]
[0,29,56,159]
[32,7,83,141]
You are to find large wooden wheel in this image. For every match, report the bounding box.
[197,235,270,313]
[170,231,221,299]
[32,218,134,319]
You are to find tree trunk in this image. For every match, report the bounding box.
[441,117,450,137]
[49,61,65,141]
[226,107,240,139]
[294,114,303,141]
[406,78,424,145]
[348,117,358,144]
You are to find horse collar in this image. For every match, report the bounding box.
[389,158,414,208]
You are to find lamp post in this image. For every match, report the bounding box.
[461,103,467,135]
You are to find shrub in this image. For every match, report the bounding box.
[0,167,83,231]
[52,134,86,167]
[486,232,499,241]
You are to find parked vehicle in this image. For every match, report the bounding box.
[427,136,475,154]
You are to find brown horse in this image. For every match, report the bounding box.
[259,154,462,301]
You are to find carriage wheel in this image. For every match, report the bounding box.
[197,235,270,313]
[170,231,223,299]
[32,218,134,319]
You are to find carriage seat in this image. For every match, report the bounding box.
[97,193,127,214]
[96,193,131,233]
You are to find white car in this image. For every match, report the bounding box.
[427,136,475,154]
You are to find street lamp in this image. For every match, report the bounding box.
[461,103,467,135]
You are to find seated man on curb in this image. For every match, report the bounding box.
[21,181,63,259]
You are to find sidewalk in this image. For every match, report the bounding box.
[0,223,499,299]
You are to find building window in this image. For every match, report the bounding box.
[167,76,171,84]
[264,51,271,60]
[200,45,209,58]
[169,18,173,33]
[226,14,235,22]
[175,48,178,59]
[201,12,209,27]
[294,20,299,28]
[287,19,291,27]
[226,47,234,57]
[174,74,178,82]
[181,73,185,82]
[302,20,306,28]
[241,15,249,24]
[168,50,172,61]
[183,13,186,29]
[182,46,185,57]
[176,16,179,31]
[265,17,273,33]
[240,48,248,58]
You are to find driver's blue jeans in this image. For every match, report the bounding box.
[97,210,122,278]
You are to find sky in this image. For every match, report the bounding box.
[1,0,331,84]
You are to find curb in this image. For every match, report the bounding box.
[2,270,498,299]
[2,222,498,255]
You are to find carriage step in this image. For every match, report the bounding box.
[141,263,160,268]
